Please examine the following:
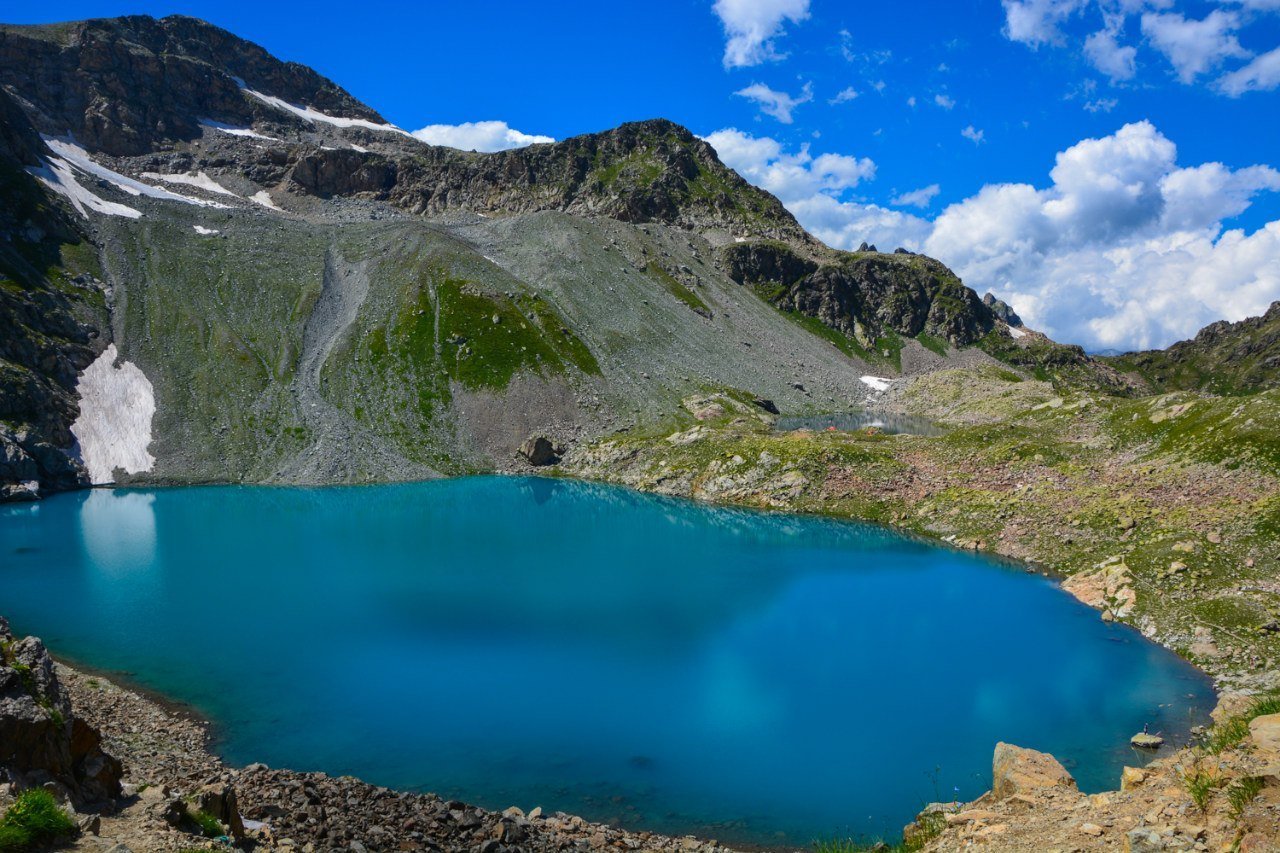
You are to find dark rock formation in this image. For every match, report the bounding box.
[0,15,382,156]
[983,292,1023,327]
[0,618,122,805]
[519,435,559,466]
[721,240,997,346]
[0,87,104,501]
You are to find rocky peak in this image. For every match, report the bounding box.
[0,14,382,156]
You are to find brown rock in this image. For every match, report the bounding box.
[1121,766,1147,791]
[991,742,1077,800]
[1248,713,1280,757]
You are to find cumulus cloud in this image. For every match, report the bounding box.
[705,122,1280,352]
[934,94,956,109]
[1002,0,1089,46]
[1084,24,1138,80]
[1219,45,1280,94]
[891,184,942,208]
[734,81,813,123]
[961,125,986,143]
[713,0,811,68]
[1003,1,1278,96]
[410,121,553,152]
[829,86,859,104]
[1140,10,1251,82]
[923,121,1280,350]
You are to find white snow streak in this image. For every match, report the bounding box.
[44,138,229,209]
[142,171,238,197]
[200,119,278,141]
[193,225,219,235]
[860,376,892,392]
[239,84,409,136]
[250,190,283,211]
[28,158,142,219]
[71,345,156,485]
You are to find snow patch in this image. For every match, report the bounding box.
[200,119,278,141]
[44,138,229,208]
[1007,325,1027,339]
[142,171,237,198]
[239,84,409,136]
[193,225,219,235]
[860,376,892,392]
[250,190,282,211]
[27,158,142,219]
[71,345,156,486]
[349,143,369,153]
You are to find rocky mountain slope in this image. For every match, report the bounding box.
[0,13,1028,498]
[1106,301,1280,395]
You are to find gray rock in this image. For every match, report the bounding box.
[519,436,559,466]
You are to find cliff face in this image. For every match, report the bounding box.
[0,87,106,500]
[721,240,997,347]
[0,15,382,156]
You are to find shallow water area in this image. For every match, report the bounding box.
[0,478,1213,845]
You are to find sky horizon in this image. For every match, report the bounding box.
[7,0,1280,352]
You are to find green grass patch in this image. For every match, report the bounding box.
[644,261,711,316]
[914,331,949,357]
[0,789,75,852]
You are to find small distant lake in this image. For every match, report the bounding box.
[0,478,1212,846]
[776,410,945,436]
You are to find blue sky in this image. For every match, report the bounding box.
[8,0,1280,350]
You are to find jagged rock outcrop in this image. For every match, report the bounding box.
[982,292,1022,327]
[721,239,997,346]
[0,15,382,156]
[0,618,122,804]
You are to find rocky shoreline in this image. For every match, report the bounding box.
[47,658,751,853]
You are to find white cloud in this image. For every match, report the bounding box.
[829,86,859,104]
[1219,45,1280,94]
[410,121,553,152]
[703,128,876,198]
[706,121,1280,352]
[703,128,928,249]
[923,121,1280,350]
[891,184,942,207]
[1084,97,1119,111]
[907,96,918,107]
[934,94,956,109]
[961,125,986,143]
[734,81,813,123]
[1001,0,1089,46]
[713,0,811,68]
[1140,10,1251,82]
[1083,25,1138,80]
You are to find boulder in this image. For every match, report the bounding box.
[1130,732,1164,749]
[196,782,246,839]
[0,617,121,805]
[1249,713,1280,758]
[518,436,559,467]
[991,742,1077,800]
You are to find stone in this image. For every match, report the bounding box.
[518,436,559,466]
[1126,828,1166,852]
[1131,732,1164,749]
[1248,713,1280,757]
[1080,822,1104,836]
[1121,766,1147,791]
[991,743,1077,800]
[197,781,246,839]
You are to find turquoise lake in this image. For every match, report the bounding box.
[0,477,1213,846]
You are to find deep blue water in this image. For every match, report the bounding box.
[0,478,1212,846]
